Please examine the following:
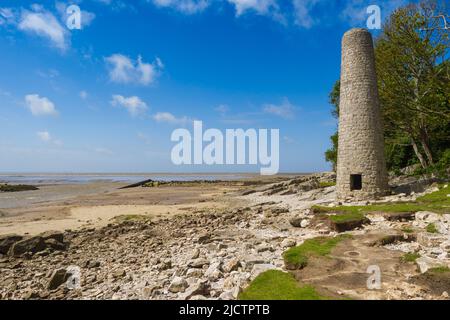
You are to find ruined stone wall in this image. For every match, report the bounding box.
[336,28,389,200]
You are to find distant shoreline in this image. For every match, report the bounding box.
[0,172,312,185]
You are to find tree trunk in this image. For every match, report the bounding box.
[411,137,428,169]
[419,128,434,165]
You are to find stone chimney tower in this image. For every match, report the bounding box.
[336,28,389,201]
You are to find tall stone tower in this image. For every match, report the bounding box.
[336,28,389,201]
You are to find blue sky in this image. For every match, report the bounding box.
[0,0,414,173]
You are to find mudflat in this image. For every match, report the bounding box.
[0,177,278,236]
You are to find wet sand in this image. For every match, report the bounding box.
[0,178,277,236]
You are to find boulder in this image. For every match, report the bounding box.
[40,230,64,243]
[300,219,310,228]
[289,217,303,228]
[222,258,241,273]
[382,212,415,222]
[189,258,209,269]
[8,236,46,257]
[0,234,23,254]
[179,280,210,300]
[281,239,296,248]
[45,238,67,251]
[168,276,188,293]
[48,268,69,290]
[204,262,222,280]
[186,268,203,278]
[327,216,370,233]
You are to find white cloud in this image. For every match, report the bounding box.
[153,112,190,125]
[227,0,286,24]
[152,0,210,14]
[79,90,88,99]
[18,8,68,50]
[37,131,51,142]
[111,95,148,116]
[227,0,276,16]
[25,94,58,116]
[215,104,229,116]
[263,97,296,119]
[37,131,63,146]
[105,54,163,86]
[292,0,319,28]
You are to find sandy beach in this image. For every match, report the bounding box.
[0,175,281,236]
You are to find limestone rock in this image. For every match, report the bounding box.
[8,236,46,257]
[168,276,188,293]
[0,234,23,255]
[281,239,296,248]
[179,280,210,300]
[48,269,69,290]
[222,258,241,273]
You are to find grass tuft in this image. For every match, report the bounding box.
[312,184,450,215]
[426,223,438,233]
[319,181,336,188]
[238,270,328,300]
[401,252,420,263]
[283,234,351,270]
[427,266,450,274]
[401,226,414,233]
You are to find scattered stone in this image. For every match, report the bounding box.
[381,212,415,222]
[179,280,210,299]
[281,239,296,248]
[300,219,310,228]
[289,217,303,228]
[189,258,209,269]
[168,276,188,293]
[222,258,241,273]
[48,269,69,290]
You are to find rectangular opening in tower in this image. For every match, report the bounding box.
[350,174,362,191]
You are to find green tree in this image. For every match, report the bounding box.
[375,0,450,169]
[324,81,340,171]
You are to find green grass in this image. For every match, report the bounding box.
[312,184,450,215]
[401,252,420,263]
[0,184,39,192]
[319,181,336,188]
[401,226,414,233]
[328,211,366,223]
[238,270,328,300]
[283,235,351,270]
[427,266,450,274]
[426,223,438,233]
